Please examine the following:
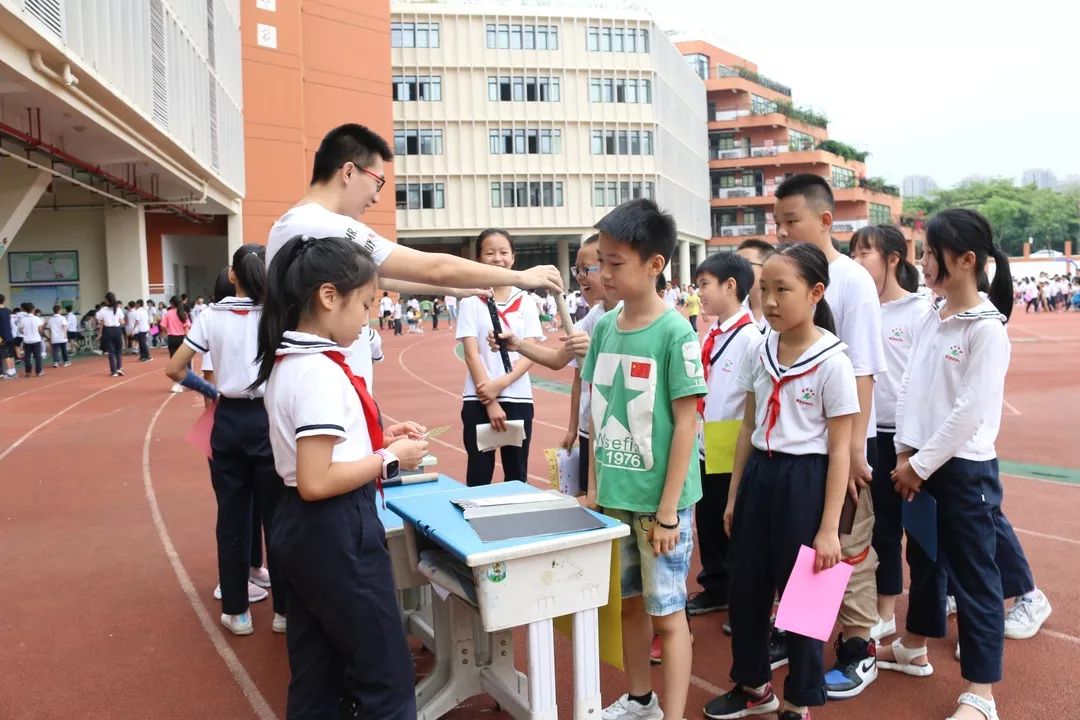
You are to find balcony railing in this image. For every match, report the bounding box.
[715,65,792,97]
[713,109,751,122]
[710,147,748,160]
[832,219,871,233]
[750,145,782,157]
[712,186,760,200]
[718,223,765,237]
[710,145,787,161]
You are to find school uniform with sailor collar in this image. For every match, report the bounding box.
[265,330,415,719]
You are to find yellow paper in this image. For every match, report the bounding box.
[554,539,624,670]
[704,420,741,475]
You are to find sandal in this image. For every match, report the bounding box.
[877,638,934,677]
[947,692,998,720]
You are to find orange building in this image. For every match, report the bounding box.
[240,0,396,245]
[677,41,902,250]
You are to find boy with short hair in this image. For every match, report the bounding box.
[686,253,761,617]
[735,238,774,331]
[581,199,707,720]
[47,305,70,367]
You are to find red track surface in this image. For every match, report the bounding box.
[1,310,1077,719]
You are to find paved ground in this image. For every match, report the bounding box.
[1,309,1077,719]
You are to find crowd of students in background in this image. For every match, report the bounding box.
[1016,274,1079,312]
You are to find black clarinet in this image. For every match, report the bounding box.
[486,296,513,373]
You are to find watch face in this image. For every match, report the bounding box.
[386,460,400,478]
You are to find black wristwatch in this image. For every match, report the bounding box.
[654,515,679,530]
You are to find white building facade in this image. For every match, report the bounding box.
[390,0,710,286]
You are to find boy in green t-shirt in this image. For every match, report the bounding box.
[581,199,706,720]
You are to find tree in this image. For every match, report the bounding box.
[903,179,1080,256]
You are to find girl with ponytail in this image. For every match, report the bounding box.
[708,241,859,720]
[851,225,934,640]
[885,209,1018,720]
[256,235,428,719]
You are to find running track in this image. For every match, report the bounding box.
[1,310,1077,719]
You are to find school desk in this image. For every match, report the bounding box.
[377,474,465,652]
[388,480,629,720]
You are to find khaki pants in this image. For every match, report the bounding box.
[838,487,879,629]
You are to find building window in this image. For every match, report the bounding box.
[486,23,558,49]
[489,128,561,154]
[391,22,440,48]
[590,129,653,155]
[751,94,776,115]
[831,166,856,189]
[490,180,564,208]
[586,26,648,52]
[869,203,892,224]
[392,75,442,101]
[393,128,444,156]
[684,53,709,80]
[588,77,651,104]
[396,182,445,210]
[788,129,814,152]
[593,180,655,206]
[488,76,560,102]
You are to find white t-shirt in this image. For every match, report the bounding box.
[876,293,933,431]
[134,307,151,333]
[392,303,402,320]
[345,325,383,392]
[96,307,124,327]
[737,328,860,455]
[408,298,420,312]
[13,311,27,337]
[67,312,79,332]
[265,331,373,488]
[125,309,138,333]
[663,288,680,308]
[699,309,765,458]
[379,297,393,314]
[571,302,620,437]
[266,202,396,268]
[47,314,68,343]
[825,253,887,440]
[544,294,558,316]
[444,295,458,308]
[19,314,44,343]
[456,288,544,403]
[184,298,264,398]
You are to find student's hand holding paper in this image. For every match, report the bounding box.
[813,528,841,572]
[476,417,526,451]
[384,421,427,443]
[388,438,429,470]
[891,459,923,501]
[485,401,507,433]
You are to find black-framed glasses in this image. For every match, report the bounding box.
[574,264,600,279]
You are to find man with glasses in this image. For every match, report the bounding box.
[266,124,563,299]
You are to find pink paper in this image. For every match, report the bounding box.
[774,545,854,642]
[184,403,216,460]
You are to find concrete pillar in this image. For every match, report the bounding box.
[695,242,707,269]
[556,236,570,289]
[467,236,477,261]
[0,160,52,260]
[678,238,691,287]
[227,205,243,255]
[104,206,149,302]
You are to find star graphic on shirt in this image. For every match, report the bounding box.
[594,359,645,435]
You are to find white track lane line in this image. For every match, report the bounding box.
[142,393,278,720]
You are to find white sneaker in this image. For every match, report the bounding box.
[602,693,663,720]
[1004,589,1052,639]
[221,611,253,636]
[946,595,957,616]
[249,566,272,588]
[170,383,184,393]
[955,642,961,661]
[870,616,896,641]
[53,363,60,369]
[273,613,287,634]
[63,362,71,367]
[213,582,269,603]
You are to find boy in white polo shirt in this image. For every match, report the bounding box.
[773,174,887,699]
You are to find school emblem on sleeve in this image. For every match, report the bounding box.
[796,387,816,407]
[946,345,964,363]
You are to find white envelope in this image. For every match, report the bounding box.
[475,419,527,452]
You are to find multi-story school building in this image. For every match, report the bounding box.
[388,0,712,287]
[675,39,904,251]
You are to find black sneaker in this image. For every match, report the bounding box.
[703,684,780,719]
[688,590,729,616]
[768,628,788,670]
[824,635,878,700]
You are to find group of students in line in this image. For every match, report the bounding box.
[134,121,1040,720]
[1017,274,1078,312]
[0,298,80,378]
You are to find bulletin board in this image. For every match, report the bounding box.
[10,284,81,311]
[8,250,80,285]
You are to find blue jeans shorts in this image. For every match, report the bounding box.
[606,507,694,616]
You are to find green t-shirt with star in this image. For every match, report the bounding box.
[581,307,707,513]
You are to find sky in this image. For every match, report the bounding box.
[638,0,1080,188]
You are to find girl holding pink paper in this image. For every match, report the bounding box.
[704,243,858,720]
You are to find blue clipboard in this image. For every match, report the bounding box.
[901,491,938,562]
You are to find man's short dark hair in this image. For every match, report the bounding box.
[594,198,677,264]
[736,238,775,261]
[0,294,5,304]
[775,173,835,213]
[696,252,755,302]
[311,124,394,185]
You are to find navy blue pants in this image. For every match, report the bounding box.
[871,432,904,596]
[272,484,415,720]
[729,450,828,707]
[696,458,732,600]
[946,510,1035,599]
[577,433,591,496]
[102,326,123,373]
[210,398,285,615]
[461,400,534,487]
[906,457,1004,684]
